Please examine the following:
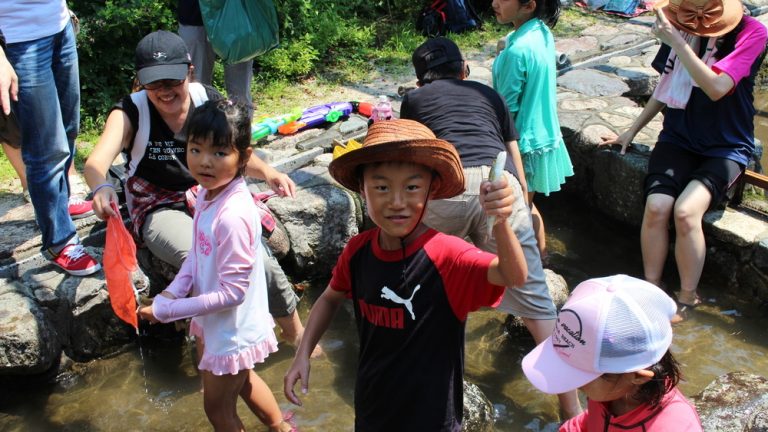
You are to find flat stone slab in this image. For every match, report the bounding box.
[557,69,630,97]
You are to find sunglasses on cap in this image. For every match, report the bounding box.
[143,79,185,91]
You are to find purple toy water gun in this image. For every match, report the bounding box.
[278,102,354,135]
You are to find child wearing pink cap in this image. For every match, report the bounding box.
[522,274,702,431]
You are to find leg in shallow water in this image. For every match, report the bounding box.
[673,180,711,306]
[529,192,547,259]
[201,368,248,431]
[264,244,323,358]
[239,369,293,431]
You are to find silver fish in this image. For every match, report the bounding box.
[487,151,508,238]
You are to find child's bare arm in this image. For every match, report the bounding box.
[284,286,346,406]
[505,140,528,200]
[245,152,297,198]
[481,176,528,287]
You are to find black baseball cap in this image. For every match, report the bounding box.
[135,30,191,85]
[412,37,464,82]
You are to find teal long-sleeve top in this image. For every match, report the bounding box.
[492,18,564,155]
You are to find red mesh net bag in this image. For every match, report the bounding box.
[103,202,138,329]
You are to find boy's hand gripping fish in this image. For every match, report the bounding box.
[487,151,508,238]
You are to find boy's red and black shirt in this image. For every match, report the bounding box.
[330,227,503,431]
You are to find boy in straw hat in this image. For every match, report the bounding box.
[522,274,702,430]
[284,119,528,431]
[602,0,767,321]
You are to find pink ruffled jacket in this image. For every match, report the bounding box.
[153,177,277,375]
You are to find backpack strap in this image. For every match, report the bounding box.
[128,90,150,178]
[188,82,208,107]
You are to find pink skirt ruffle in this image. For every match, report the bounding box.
[189,320,279,376]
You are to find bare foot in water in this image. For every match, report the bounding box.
[272,410,297,432]
[275,311,324,358]
[282,330,324,358]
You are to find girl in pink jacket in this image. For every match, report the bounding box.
[139,100,293,432]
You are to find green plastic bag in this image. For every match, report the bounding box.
[199,0,279,65]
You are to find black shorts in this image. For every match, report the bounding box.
[0,111,20,149]
[645,141,744,209]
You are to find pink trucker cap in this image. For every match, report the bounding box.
[522,274,677,394]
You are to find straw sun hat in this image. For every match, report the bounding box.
[657,0,743,37]
[328,119,465,200]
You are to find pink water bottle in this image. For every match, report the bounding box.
[370,95,392,123]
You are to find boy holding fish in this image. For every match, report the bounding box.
[399,37,582,419]
[284,119,527,431]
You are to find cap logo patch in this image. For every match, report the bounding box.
[552,309,586,357]
[153,52,167,61]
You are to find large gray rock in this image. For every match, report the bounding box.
[692,371,768,432]
[65,275,136,360]
[269,169,361,278]
[591,148,648,226]
[462,380,495,432]
[23,258,137,361]
[0,279,60,374]
[615,66,659,97]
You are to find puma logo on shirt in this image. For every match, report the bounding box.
[356,285,423,329]
[381,285,421,320]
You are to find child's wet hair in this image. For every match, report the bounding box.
[633,350,681,407]
[520,0,561,27]
[186,99,252,172]
[599,350,681,408]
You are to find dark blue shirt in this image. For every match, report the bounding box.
[652,21,767,167]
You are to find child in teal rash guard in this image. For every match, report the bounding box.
[491,0,574,258]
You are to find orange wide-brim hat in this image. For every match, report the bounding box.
[657,0,743,37]
[328,119,465,200]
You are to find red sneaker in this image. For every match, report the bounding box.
[68,196,94,219]
[51,244,101,276]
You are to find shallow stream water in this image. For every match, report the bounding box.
[1,190,767,431]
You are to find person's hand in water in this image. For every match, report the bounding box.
[284,356,311,406]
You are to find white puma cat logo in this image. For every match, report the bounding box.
[381,285,421,320]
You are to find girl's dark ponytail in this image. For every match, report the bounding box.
[521,0,561,28]
[541,0,561,27]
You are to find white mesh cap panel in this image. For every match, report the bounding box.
[597,281,675,373]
